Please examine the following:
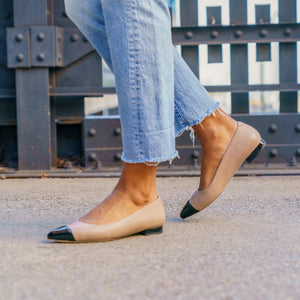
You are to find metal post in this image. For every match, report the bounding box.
[279,0,298,113]
[180,0,199,78]
[13,0,51,170]
[207,7,222,64]
[230,0,249,114]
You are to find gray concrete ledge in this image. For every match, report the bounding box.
[1,163,300,179]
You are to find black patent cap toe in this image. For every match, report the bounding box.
[47,226,75,241]
[180,201,200,219]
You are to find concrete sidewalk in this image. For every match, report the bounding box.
[0,176,299,300]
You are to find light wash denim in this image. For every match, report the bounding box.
[64,0,219,163]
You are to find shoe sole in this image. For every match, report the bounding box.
[48,226,163,243]
[138,226,163,236]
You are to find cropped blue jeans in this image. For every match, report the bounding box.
[64,0,219,163]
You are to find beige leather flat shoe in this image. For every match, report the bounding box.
[180,122,265,219]
[48,197,165,242]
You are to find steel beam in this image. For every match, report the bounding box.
[172,23,300,45]
[13,0,51,170]
[279,0,298,113]
[83,114,300,167]
[207,6,222,64]
[4,83,300,98]
[230,0,249,114]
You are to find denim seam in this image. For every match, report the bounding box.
[127,0,142,159]
[174,101,188,129]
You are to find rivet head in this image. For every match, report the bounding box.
[295,124,300,132]
[88,153,98,162]
[287,157,297,167]
[296,149,300,157]
[114,153,122,161]
[37,33,45,41]
[234,30,243,38]
[260,29,268,37]
[16,53,24,62]
[210,30,219,39]
[83,37,89,43]
[191,151,200,159]
[15,34,23,42]
[70,33,79,42]
[114,128,121,136]
[185,31,194,39]
[37,53,45,61]
[269,149,278,158]
[88,128,97,137]
[269,124,277,133]
[284,28,293,36]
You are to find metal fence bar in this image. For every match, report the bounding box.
[180,0,199,78]
[255,5,271,62]
[207,6,222,64]
[279,0,298,113]
[230,0,249,114]
[13,0,51,170]
[172,23,300,45]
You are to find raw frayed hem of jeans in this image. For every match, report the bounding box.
[175,103,220,147]
[121,150,179,166]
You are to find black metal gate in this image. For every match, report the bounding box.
[0,0,299,175]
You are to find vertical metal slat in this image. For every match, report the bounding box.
[230,0,249,114]
[279,0,298,113]
[13,0,51,170]
[207,6,222,64]
[180,0,199,78]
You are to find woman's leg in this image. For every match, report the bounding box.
[64,0,234,192]
[63,0,175,225]
[172,48,237,191]
[63,0,263,223]
[66,0,176,163]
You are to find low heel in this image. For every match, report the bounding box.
[246,139,266,163]
[138,226,163,236]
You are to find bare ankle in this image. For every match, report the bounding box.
[193,108,237,144]
[115,162,158,206]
